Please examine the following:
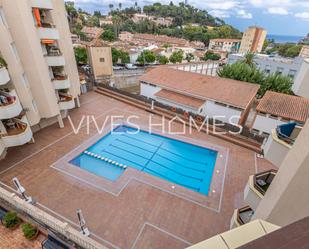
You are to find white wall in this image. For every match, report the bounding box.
[202,101,242,124]
[253,114,286,134]
[140,83,161,98]
[156,97,201,113]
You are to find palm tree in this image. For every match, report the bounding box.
[242,52,256,68]
[108,4,114,13]
[134,2,138,9]
[112,15,122,37]
[118,3,122,11]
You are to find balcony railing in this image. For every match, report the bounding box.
[45,50,65,66]
[1,120,33,147]
[244,170,277,211]
[0,67,10,86]
[30,0,53,9]
[37,24,60,40]
[52,75,70,90]
[254,169,277,196]
[58,95,75,110]
[263,123,302,167]
[0,90,23,119]
[230,206,254,229]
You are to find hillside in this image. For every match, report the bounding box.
[67,2,242,46]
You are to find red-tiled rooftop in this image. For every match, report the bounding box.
[155,89,205,109]
[256,91,309,122]
[140,67,260,108]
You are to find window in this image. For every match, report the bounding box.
[10,42,19,61]
[21,73,30,88]
[288,69,297,79]
[99,58,105,62]
[276,67,284,75]
[0,8,8,28]
[32,100,38,112]
[264,65,271,74]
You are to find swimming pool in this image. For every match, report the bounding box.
[70,125,218,195]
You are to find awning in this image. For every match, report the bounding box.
[41,39,56,44]
[32,8,41,27]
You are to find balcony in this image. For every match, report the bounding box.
[0,67,10,86]
[45,50,65,67]
[0,90,23,119]
[37,23,60,40]
[263,123,302,167]
[58,96,75,110]
[30,0,53,9]
[230,206,254,229]
[52,75,70,90]
[1,121,33,147]
[244,170,277,211]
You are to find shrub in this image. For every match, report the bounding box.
[0,57,7,68]
[2,211,20,229]
[22,223,38,240]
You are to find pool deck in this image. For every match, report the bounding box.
[0,91,276,249]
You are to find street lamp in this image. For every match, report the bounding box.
[12,177,33,204]
[76,209,90,236]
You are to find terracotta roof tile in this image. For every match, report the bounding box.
[140,67,260,108]
[256,91,309,122]
[155,89,205,109]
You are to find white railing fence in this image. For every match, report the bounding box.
[0,186,107,249]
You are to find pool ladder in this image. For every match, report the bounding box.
[84,151,128,169]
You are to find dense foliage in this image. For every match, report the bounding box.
[201,51,221,61]
[101,30,116,42]
[157,55,169,64]
[111,48,130,64]
[74,47,88,65]
[218,61,293,98]
[137,50,156,65]
[143,2,224,26]
[266,43,302,58]
[169,50,184,63]
[22,223,38,240]
[2,211,20,229]
[0,57,7,68]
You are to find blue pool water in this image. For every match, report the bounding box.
[70,126,218,195]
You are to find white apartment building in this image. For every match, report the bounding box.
[0,0,81,158]
[228,53,306,80]
[208,39,241,53]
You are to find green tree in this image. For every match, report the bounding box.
[169,50,184,63]
[277,44,302,58]
[157,55,169,64]
[137,50,156,65]
[74,47,88,65]
[111,48,130,64]
[185,53,194,62]
[242,53,255,68]
[101,30,116,41]
[217,62,293,97]
[201,51,220,61]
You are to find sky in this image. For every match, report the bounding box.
[70,0,309,36]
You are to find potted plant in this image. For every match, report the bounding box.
[2,211,21,230]
[0,57,7,68]
[21,223,39,240]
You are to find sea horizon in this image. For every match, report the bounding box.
[267,34,304,44]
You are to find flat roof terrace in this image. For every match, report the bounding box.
[0,91,275,249]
